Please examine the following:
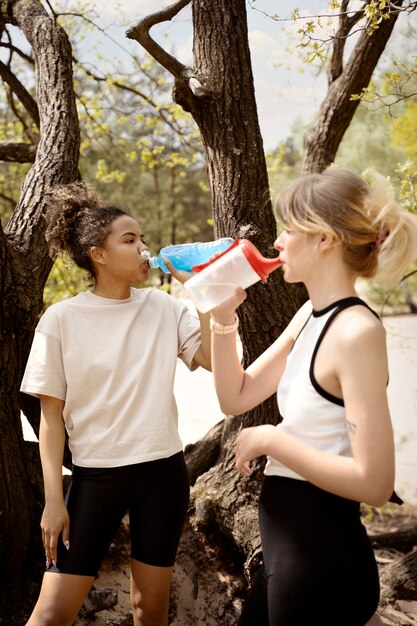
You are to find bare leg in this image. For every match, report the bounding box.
[130,559,174,626]
[26,571,94,626]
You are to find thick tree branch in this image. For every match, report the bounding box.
[329,0,368,81]
[302,0,405,174]
[0,59,40,127]
[126,0,190,78]
[4,0,80,260]
[0,141,37,162]
[126,0,212,109]
[0,40,34,65]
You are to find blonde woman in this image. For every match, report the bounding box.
[209,168,417,626]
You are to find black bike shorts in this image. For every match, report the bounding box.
[51,451,190,576]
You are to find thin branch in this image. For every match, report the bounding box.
[329,0,369,81]
[246,0,416,22]
[6,90,38,143]
[0,60,39,127]
[0,41,34,65]
[0,191,17,209]
[57,10,139,60]
[403,268,417,281]
[126,0,190,78]
[44,0,57,19]
[75,60,189,139]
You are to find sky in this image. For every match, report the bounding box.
[83,0,333,150]
[4,0,410,150]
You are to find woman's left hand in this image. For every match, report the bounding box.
[235,425,276,475]
[163,257,193,285]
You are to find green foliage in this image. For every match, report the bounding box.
[392,100,417,164]
[266,125,305,199]
[43,257,87,308]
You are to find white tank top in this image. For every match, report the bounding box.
[265,297,375,480]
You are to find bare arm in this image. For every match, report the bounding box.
[210,290,312,415]
[164,258,212,371]
[236,312,395,507]
[192,309,212,371]
[39,394,70,567]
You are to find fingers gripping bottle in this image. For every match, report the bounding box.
[146,238,235,273]
[184,239,282,313]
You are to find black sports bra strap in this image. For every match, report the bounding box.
[310,297,380,408]
[328,296,379,320]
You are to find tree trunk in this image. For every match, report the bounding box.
[0,0,80,617]
[302,1,404,174]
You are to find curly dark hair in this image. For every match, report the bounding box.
[45,182,131,282]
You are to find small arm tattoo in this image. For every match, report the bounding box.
[346,420,357,434]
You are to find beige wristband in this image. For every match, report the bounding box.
[210,315,239,335]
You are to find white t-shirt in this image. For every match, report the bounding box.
[20,288,201,468]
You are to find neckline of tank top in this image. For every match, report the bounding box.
[312,296,364,318]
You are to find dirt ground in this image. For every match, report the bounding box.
[74,503,417,626]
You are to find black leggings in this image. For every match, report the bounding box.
[238,476,380,626]
[52,452,190,576]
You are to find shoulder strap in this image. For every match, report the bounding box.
[310,297,379,407]
[326,296,379,320]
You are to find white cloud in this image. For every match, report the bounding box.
[91,0,191,26]
[253,76,325,148]
[173,33,193,66]
[249,30,293,69]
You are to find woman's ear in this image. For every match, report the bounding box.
[318,232,336,251]
[90,246,106,265]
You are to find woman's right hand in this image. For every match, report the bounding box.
[210,287,247,324]
[41,501,70,568]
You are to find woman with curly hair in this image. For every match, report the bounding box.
[21,181,211,626]
[209,167,417,626]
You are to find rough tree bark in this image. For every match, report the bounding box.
[0,0,80,618]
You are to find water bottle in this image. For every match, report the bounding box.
[146,237,234,273]
[184,239,282,313]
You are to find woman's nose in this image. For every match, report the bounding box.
[274,235,283,251]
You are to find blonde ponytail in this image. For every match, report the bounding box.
[364,172,417,288]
